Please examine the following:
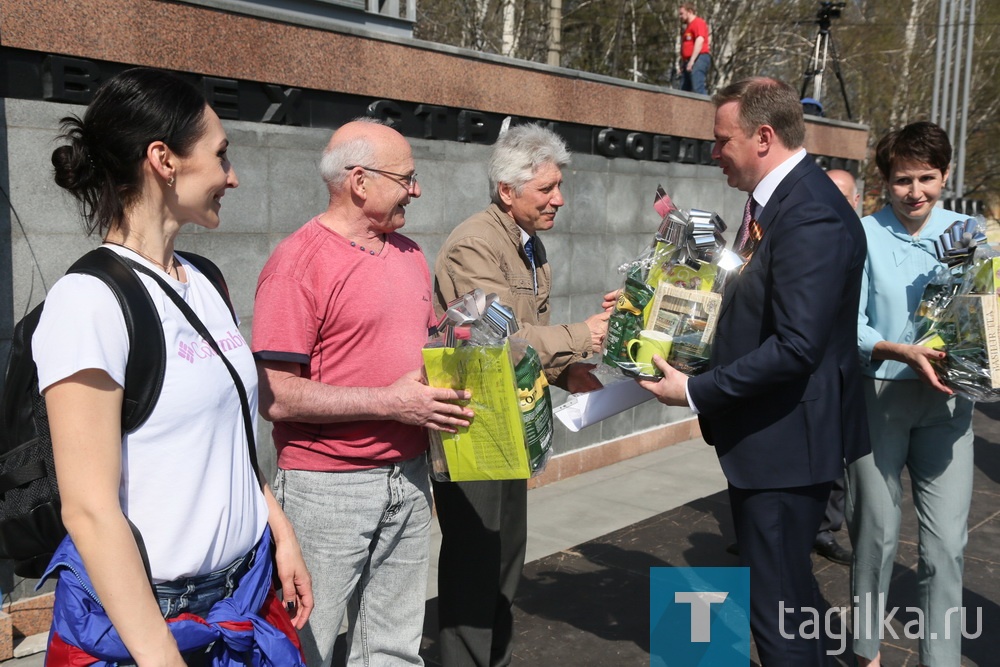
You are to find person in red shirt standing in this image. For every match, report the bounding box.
[678,3,711,94]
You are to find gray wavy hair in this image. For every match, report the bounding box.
[488,123,570,205]
[319,117,392,189]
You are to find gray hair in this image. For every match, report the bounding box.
[488,124,570,205]
[319,116,392,189]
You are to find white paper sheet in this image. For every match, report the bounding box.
[553,378,655,432]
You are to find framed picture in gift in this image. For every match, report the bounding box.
[648,283,721,342]
[647,283,721,375]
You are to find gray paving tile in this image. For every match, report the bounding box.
[564,463,726,515]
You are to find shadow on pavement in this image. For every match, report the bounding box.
[410,403,999,666]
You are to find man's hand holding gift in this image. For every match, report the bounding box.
[636,354,690,407]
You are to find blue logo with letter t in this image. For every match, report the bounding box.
[650,567,750,666]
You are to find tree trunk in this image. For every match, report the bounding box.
[548,0,563,66]
[889,0,929,127]
[502,0,519,56]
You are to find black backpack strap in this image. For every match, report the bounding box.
[125,260,263,488]
[66,248,165,433]
[176,251,237,325]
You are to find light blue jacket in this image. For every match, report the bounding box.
[857,205,966,380]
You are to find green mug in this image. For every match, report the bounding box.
[625,330,673,377]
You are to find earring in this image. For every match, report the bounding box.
[167,176,175,187]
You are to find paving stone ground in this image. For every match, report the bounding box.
[418,403,1000,667]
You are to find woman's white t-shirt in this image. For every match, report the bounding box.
[32,246,268,583]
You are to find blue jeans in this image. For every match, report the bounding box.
[681,53,711,95]
[117,547,256,665]
[156,546,255,619]
[847,379,974,666]
[274,455,432,667]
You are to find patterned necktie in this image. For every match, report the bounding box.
[524,237,536,268]
[524,237,538,294]
[736,195,754,250]
[737,196,762,259]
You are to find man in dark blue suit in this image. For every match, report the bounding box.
[641,77,869,665]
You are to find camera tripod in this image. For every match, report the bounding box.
[801,4,853,120]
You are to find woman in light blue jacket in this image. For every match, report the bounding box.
[850,121,975,667]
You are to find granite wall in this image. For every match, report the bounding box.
[3,96,723,476]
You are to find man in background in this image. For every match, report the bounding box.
[828,168,861,210]
[678,3,711,94]
[811,168,863,567]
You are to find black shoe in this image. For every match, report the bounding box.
[813,536,851,566]
[725,542,740,556]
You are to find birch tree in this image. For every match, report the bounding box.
[887,0,931,127]
[501,0,520,56]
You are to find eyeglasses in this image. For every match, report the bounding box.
[345,165,418,190]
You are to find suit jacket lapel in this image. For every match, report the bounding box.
[717,157,815,320]
[754,156,813,236]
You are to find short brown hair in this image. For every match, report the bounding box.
[712,77,805,150]
[680,3,697,12]
[874,121,952,181]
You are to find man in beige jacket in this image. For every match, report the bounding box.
[432,123,611,666]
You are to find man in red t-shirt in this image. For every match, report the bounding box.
[678,2,711,95]
[252,119,473,667]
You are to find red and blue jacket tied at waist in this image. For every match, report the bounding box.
[38,526,305,666]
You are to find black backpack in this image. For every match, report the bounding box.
[0,247,234,578]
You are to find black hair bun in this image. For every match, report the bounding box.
[51,117,96,195]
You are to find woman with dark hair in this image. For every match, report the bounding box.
[849,121,974,667]
[35,67,312,665]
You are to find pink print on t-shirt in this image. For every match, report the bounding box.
[177,330,246,363]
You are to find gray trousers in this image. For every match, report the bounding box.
[847,378,974,666]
